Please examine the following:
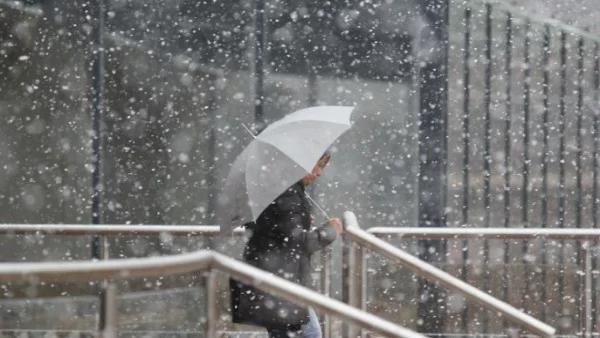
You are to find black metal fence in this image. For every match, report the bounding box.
[444,0,600,334]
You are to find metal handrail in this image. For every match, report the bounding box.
[0,224,244,237]
[366,225,598,336]
[0,224,335,337]
[367,226,600,240]
[0,249,425,338]
[3,222,598,240]
[342,211,556,338]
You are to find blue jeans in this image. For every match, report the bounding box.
[266,307,322,338]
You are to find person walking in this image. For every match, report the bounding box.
[230,151,344,338]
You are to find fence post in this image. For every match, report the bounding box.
[98,283,118,338]
[341,216,367,338]
[417,0,449,334]
[90,0,106,293]
[583,241,592,338]
[342,235,351,337]
[321,245,333,338]
[205,270,218,337]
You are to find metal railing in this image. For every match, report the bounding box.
[341,212,556,338]
[0,220,558,337]
[0,224,338,337]
[0,224,242,237]
[364,225,600,336]
[0,249,424,338]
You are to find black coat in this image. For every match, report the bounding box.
[230,181,337,329]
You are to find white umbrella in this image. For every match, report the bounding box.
[217,106,355,235]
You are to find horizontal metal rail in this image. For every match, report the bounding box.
[4,224,599,242]
[367,227,600,240]
[1,223,599,241]
[342,212,556,338]
[0,249,425,338]
[0,224,244,237]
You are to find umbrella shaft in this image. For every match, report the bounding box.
[305,192,330,220]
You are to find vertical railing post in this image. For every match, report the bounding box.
[557,30,567,319]
[90,0,106,282]
[482,5,493,332]
[98,283,118,338]
[349,245,365,338]
[359,249,368,338]
[417,0,449,334]
[322,245,333,338]
[521,18,532,320]
[592,41,600,333]
[540,24,551,323]
[341,236,350,337]
[582,241,593,338]
[342,235,363,338]
[461,6,472,332]
[205,270,218,337]
[502,14,513,326]
[575,36,585,330]
[341,210,367,338]
[254,0,265,132]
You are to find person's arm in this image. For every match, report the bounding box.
[304,221,338,254]
[275,189,338,254]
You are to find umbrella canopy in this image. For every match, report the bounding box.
[217,106,355,235]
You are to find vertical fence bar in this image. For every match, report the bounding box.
[341,237,351,337]
[308,58,318,107]
[557,30,567,315]
[205,270,218,337]
[461,6,471,333]
[254,0,265,131]
[575,36,585,330]
[583,241,593,338]
[342,242,364,338]
[306,1,318,108]
[540,24,551,323]
[592,41,600,334]
[90,0,106,304]
[482,4,493,332]
[417,0,449,334]
[502,12,513,326]
[91,0,105,264]
[342,237,365,337]
[360,251,368,338]
[98,283,118,338]
[521,18,532,315]
[321,245,332,338]
[348,243,366,337]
